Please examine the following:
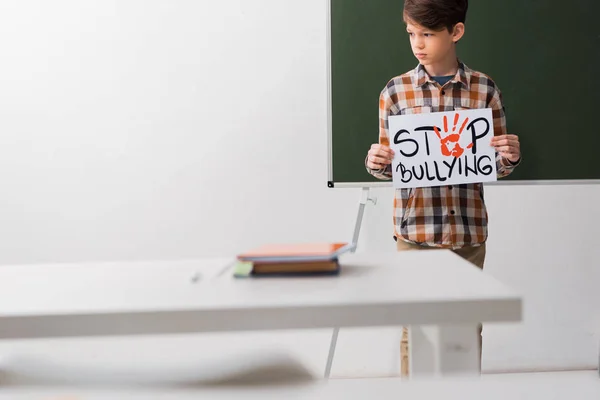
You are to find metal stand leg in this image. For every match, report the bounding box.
[351,187,376,251]
[324,187,377,379]
[324,327,339,379]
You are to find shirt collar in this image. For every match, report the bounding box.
[413,60,471,90]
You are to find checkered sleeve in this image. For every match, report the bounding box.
[365,86,393,180]
[490,89,521,178]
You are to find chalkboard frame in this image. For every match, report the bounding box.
[325,0,600,188]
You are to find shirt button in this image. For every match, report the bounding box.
[448,185,453,190]
[441,90,446,95]
[450,210,456,215]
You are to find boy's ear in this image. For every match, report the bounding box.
[452,22,465,43]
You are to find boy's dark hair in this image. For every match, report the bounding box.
[403,0,468,32]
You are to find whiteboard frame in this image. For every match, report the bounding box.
[325,0,599,189]
[325,0,335,188]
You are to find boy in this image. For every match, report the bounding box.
[364,0,521,376]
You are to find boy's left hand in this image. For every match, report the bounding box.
[491,134,520,163]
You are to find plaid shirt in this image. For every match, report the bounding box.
[366,61,520,249]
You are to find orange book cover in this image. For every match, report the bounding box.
[237,242,354,262]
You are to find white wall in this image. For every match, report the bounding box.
[0,0,358,264]
[0,0,597,379]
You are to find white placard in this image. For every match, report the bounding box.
[389,109,497,188]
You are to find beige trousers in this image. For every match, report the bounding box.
[396,238,486,377]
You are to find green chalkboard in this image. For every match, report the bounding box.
[327,0,599,187]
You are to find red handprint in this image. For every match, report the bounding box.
[433,113,473,158]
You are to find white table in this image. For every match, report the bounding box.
[0,251,521,377]
[0,371,597,400]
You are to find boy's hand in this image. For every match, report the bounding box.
[491,134,520,163]
[367,143,395,170]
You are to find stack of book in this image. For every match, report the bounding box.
[233,242,355,277]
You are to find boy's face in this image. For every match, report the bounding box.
[405,19,464,68]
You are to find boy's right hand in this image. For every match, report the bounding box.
[366,144,395,170]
